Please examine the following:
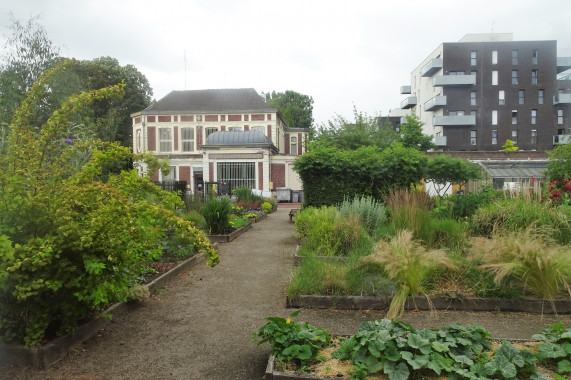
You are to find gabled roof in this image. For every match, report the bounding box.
[140,88,276,114]
[204,131,275,147]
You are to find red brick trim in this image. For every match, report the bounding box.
[267,125,272,139]
[205,115,218,122]
[258,162,263,190]
[252,114,264,121]
[271,163,286,188]
[285,133,290,154]
[228,114,241,122]
[298,133,303,155]
[158,116,170,122]
[209,162,214,182]
[244,125,249,131]
[147,116,156,122]
[174,127,179,150]
[181,115,194,122]
[148,126,156,151]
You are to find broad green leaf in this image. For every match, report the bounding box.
[383,361,410,380]
[432,341,449,353]
[558,359,571,374]
[538,342,567,359]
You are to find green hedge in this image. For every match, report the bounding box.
[294,144,427,207]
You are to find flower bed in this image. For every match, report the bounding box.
[207,221,253,243]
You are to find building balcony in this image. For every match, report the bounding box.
[424,95,447,111]
[554,93,571,105]
[400,85,411,94]
[553,135,571,144]
[401,96,417,109]
[421,58,443,77]
[433,75,476,87]
[557,57,571,73]
[433,135,447,146]
[433,115,476,126]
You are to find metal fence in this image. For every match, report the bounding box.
[153,181,187,198]
[216,162,256,190]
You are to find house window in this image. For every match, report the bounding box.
[511,130,518,144]
[558,109,564,124]
[290,136,298,155]
[217,162,256,189]
[162,166,176,181]
[512,50,518,65]
[470,91,476,106]
[470,70,477,79]
[492,70,498,85]
[531,130,537,145]
[499,91,505,105]
[492,130,498,145]
[470,130,477,145]
[159,128,172,152]
[492,110,498,125]
[538,89,545,104]
[512,110,518,124]
[205,127,218,138]
[532,49,539,65]
[531,69,538,85]
[228,126,242,131]
[492,50,498,65]
[251,126,264,134]
[181,127,194,152]
[470,51,477,66]
[518,90,525,105]
[531,109,537,125]
[512,70,518,84]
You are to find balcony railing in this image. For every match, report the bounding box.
[557,57,571,73]
[421,58,443,77]
[433,135,447,146]
[433,75,476,87]
[554,93,571,105]
[401,96,417,109]
[424,95,447,111]
[433,115,476,126]
[553,135,571,144]
[400,85,411,94]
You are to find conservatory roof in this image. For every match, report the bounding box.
[204,130,274,147]
[479,161,547,179]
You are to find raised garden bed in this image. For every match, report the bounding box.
[207,221,253,243]
[286,294,571,314]
[0,251,210,369]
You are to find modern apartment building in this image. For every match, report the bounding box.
[393,33,571,152]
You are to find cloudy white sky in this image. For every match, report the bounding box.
[2,0,571,126]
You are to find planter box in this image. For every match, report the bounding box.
[265,354,333,380]
[252,213,268,223]
[0,252,208,369]
[207,222,253,243]
[287,295,571,314]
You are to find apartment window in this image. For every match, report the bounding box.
[512,110,518,124]
[290,136,298,155]
[492,110,498,125]
[492,130,498,145]
[470,91,476,106]
[205,127,218,138]
[181,127,195,152]
[449,110,465,116]
[492,70,498,85]
[449,71,464,75]
[499,90,505,105]
[558,109,564,124]
[492,50,498,64]
[531,109,537,125]
[159,128,172,152]
[531,69,538,85]
[470,51,477,66]
[532,49,539,65]
[512,70,518,84]
[511,130,518,144]
[538,89,545,104]
[518,90,525,105]
[470,130,477,145]
[512,50,518,65]
[531,130,537,145]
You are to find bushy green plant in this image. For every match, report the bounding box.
[332,319,493,380]
[263,197,277,210]
[287,258,349,297]
[384,188,434,241]
[532,322,571,376]
[202,196,232,234]
[232,186,264,204]
[261,201,272,212]
[433,185,497,220]
[338,195,387,236]
[360,230,455,319]
[251,309,331,365]
[477,226,571,307]
[484,340,544,379]
[425,217,467,250]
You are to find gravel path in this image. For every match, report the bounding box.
[2,208,570,380]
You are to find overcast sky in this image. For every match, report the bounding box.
[2,0,571,126]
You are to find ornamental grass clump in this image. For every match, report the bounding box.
[361,230,455,319]
[202,196,232,234]
[384,188,434,243]
[476,225,571,310]
[338,195,387,236]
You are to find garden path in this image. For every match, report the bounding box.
[3,207,570,380]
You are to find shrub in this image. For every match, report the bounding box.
[261,201,272,213]
[202,196,232,234]
[433,185,497,220]
[338,195,387,236]
[287,258,349,297]
[263,197,277,210]
[232,186,263,205]
[384,188,434,239]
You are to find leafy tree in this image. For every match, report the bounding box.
[399,114,435,152]
[264,90,314,130]
[312,107,398,151]
[501,139,519,152]
[546,143,571,182]
[425,155,482,197]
